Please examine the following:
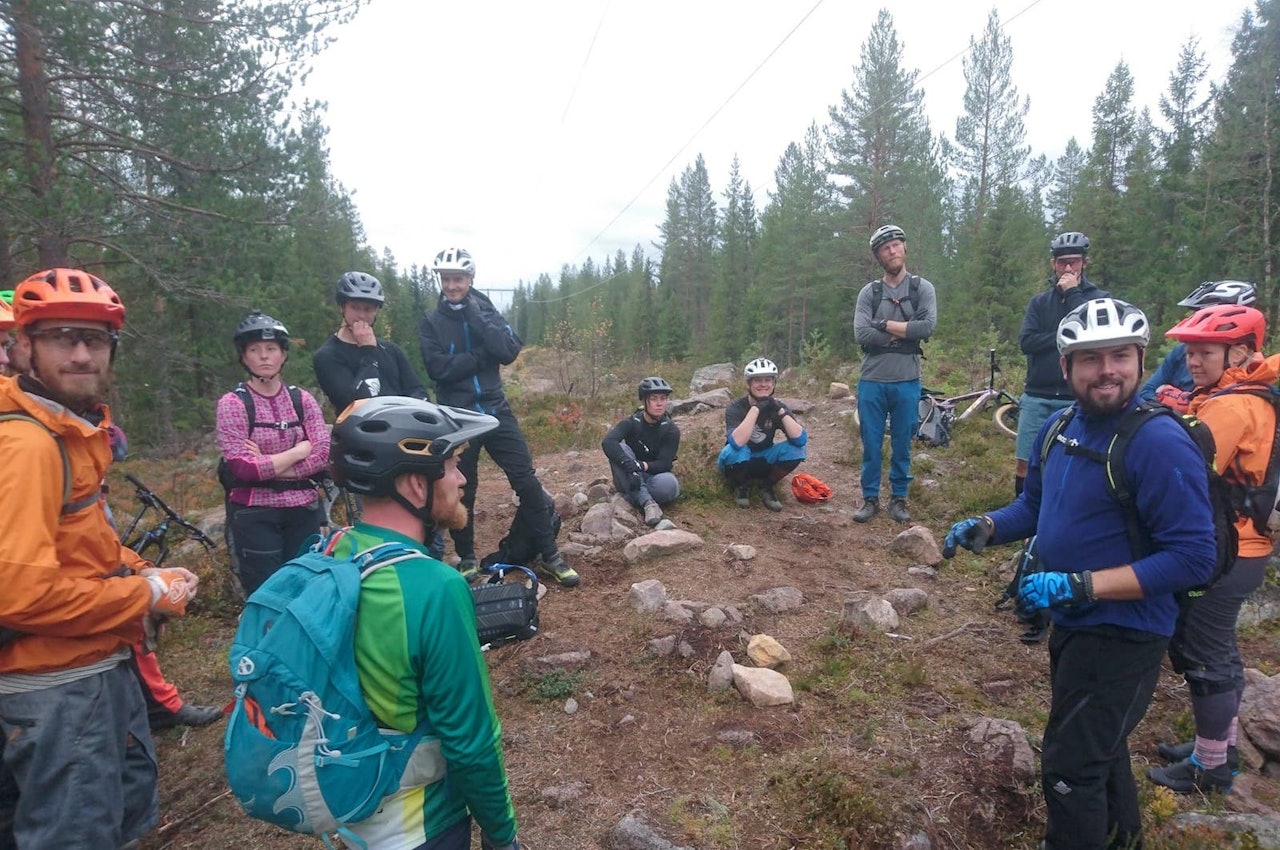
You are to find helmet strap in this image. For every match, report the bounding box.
[391,479,436,528]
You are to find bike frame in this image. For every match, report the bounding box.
[928,349,1019,420]
[120,473,216,566]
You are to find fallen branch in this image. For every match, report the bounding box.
[916,621,982,649]
[156,788,233,838]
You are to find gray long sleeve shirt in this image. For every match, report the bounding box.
[853,274,937,383]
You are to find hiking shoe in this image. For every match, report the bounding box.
[1157,741,1240,774]
[1148,755,1234,794]
[643,500,664,527]
[889,498,911,523]
[734,485,751,508]
[760,485,783,512]
[456,555,480,583]
[853,497,880,523]
[539,553,580,588]
[150,703,223,732]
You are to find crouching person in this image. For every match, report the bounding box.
[328,397,519,850]
[718,358,807,511]
[602,377,681,526]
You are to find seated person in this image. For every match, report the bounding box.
[717,358,807,512]
[602,377,681,526]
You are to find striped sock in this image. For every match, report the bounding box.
[1193,736,1229,770]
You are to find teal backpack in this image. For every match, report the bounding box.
[224,532,444,845]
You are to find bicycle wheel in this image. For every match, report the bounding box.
[994,402,1019,438]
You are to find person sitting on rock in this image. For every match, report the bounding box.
[717,358,807,511]
[602,377,681,527]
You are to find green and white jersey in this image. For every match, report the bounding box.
[334,523,517,849]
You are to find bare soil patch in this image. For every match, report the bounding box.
[136,392,1279,849]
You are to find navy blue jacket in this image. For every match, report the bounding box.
[988,396,1216,637]
[601,411,680,473]
[1019,276,1110,399]
[418,290,522,413]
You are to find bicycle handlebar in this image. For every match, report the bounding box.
[124,473,216,549]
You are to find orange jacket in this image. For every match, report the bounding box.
[0,376,152,675]
[1187,353,1280,558]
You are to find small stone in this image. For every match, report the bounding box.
[564,698,579,715]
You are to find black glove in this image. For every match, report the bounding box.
[755,397,777,416]
[774,401,791,419]
[941,516,995,558]
[620,458,642,492]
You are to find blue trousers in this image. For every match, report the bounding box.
[857,378,919,499]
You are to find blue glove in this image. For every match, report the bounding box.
[941,516,994,558]
[1018,571,1094,611]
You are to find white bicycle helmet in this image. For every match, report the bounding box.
[744,357,778,379]
[870,225,906,253]
[1056,298,1150,355]
[1177,280,1257,309]
[432,247,475,278]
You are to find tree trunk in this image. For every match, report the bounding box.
[14,2,67,266]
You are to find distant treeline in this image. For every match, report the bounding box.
[2,3,1276,446]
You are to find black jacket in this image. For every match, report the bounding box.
[1019,276,1111,399]
[417,290,522,412]
[601,410,680,473]
[312,335,427,415]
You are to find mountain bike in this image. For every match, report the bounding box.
[853,348,1020,441]
[121,473,217,565]
[922,348,1020,439]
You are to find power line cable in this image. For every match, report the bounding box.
[529,0,1048,305]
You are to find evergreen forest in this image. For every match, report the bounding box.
[2,1,1278,447]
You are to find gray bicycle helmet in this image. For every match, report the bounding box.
[744,357,779,379]
[331,396,498,497]
[1050,231,1090,257]
[432,247,476,278]
[234,310,290,353]
[1056,298,1150,355]
[335,271,385,305]
[638,376,673,400]
[870,225,906,254]
[1177,280,1257,309]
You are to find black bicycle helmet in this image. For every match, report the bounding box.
[234,310,290,353]
[1050,232,1090,257]
[1177,280,1257,309]
[335,272,385,305]
[330,396,498,497]
[870,225,906,254]
[638,376,673,400]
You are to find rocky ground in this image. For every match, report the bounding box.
[132,379,1280,850]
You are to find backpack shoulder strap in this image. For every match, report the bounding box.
[870,280,883,316]
[908,274,921,314]
[232,382,256,429]
[1038,405,1077,469]
[0,411,96,516]
[287,385,305,425]
[1105,401,1199,560]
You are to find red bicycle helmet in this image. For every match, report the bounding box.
[1166,304,1266,349]
[13,269,125,330]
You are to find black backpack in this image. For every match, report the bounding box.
[217,382,315,493]
[861,275,924,356]
[1040,400,1238,600]
[1203,382,1280,537]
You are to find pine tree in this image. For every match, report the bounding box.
[826,10,949,284]
[952,8,1031,235]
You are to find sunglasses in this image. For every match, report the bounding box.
[26,327,119,353]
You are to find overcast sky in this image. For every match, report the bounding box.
[302,0,1251,294]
